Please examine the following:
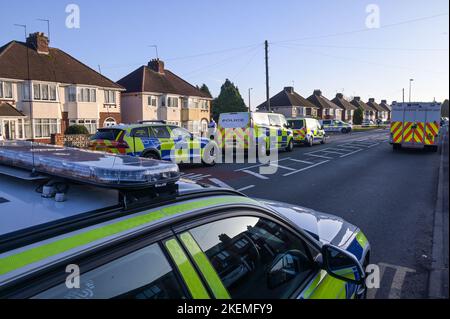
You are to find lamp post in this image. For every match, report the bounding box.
[409,79,414,103]
[248,88,253,115]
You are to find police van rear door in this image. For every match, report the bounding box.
[424,103,441,146]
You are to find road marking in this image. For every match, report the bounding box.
[237,185,255,192]
[235,158,291,172]
[367,142,381,148]
[319,150,347,155]
[288,158,315,165]
[340,149,363,158]
[208,178,233,189]
[283,161,329,177]
[241,169,270,180]
[304,153,333,159]
[269,163,297,171]
[367,263,416,299]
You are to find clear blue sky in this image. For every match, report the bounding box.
[1,0,448,108]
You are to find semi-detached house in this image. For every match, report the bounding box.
[0,32,124,142]
[117,59,212,135]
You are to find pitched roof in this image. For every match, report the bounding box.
[307,90,341,110]
[367,99,386,112]
[0,103,26,117]
[350,97,372,112]
[256,87,317,110]
[331,93,358,111]
[117,63,211,98]
[0,41,122,89]
[379,100,391,112]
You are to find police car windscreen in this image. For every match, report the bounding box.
[289,120,304,129]
[92,128,122,140]
[218,113,250,128]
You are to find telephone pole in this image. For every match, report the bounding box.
[265,40,270,112]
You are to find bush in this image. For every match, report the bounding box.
[353,107,364,125]
[65,124,89,135]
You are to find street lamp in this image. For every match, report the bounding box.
[248,88,253,114]
[409,79,414,103]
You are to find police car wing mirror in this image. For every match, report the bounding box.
[321,244,365,285]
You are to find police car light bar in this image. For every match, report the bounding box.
[0,141,180,189]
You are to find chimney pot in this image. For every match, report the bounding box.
[313,89,322,96]
[26,32,49,55]
[354,96,361,101]
[148,59,165,74]
[336,93,344,99]
[381,100,387,104]
[369,98,375,103]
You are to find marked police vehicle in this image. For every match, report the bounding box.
[286,117,327,147]
[89,121,218,166]
[0,141,370,299]
[217,112,294,153]
[320,120,353,134]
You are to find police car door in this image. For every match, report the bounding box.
[151,126,175,161]
[268,114,284,148]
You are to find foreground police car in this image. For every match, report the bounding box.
[0,141,370,299]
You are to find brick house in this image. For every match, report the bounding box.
[117,59,212,135]
[379,100,392,121]
[350,97,374,122]
[367,98,388,121]
[256,87,319,118]
[307,90,343,120]
[0,32,124,142]
[331,93,357,123]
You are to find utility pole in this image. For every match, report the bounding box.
[265,40,270,112]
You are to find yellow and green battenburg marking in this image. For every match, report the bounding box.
[0,196,259,276]
[180,232,230,299]
[165,239,210,299]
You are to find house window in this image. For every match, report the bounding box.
[167,97,179,108]
[23,83,31,100]
[104,90,116,104]
[69,119,98,134]
[78,88,96,102]
[0,81,13,99]
[68,86,77,102]
[182,98,188,108]
[33,119,59,138]
[191,99,199,108]
[33,84,41,100]
[41,84,49,100]
[32,83,57,101]
[201,100,209,110]
[49,85,57,101]
[104,117,117,127]
[148,95,157,107]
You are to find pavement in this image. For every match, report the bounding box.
[179,129,444,299]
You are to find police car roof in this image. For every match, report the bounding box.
[105,123,174,130]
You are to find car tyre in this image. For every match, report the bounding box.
[142,151,160,160]
[286,139,294,152]
[308,137,314,147]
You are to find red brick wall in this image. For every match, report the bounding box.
[99,112,121,128]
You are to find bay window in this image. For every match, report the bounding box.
[147,95,157,107]
[33,119,59,138]
[32,83,57,101]
[69,119,97,134]
[167,97,179,108]
[68,86,77,102]
[0,81,13,98]
[78,88,96,102]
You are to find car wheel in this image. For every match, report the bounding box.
[142,151,160,160]
[393,144,401,151]
[341,128,347,134]
[308,137,314,147]
[285,139,294,152]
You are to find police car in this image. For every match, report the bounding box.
[0,141,370,299]
[320,120,353,134]
[89,121,218,166]
[286,118,327,147]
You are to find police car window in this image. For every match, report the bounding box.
[289,120,304,129]
[252,113,270,126]
[152,126,171,138]
[188,216,315,299]
[34,243,187,299]
[268,115,282,127]
[131,127,150,138]
[170,127,191,139]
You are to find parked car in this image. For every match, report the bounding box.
[287,117,327,146]
[320,120,353,134]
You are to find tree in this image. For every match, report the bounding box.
[199,84,212,97]
[212,79,247,120]
[353,107,364,125]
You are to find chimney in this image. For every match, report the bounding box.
[336,93,344,99]
[284,87,294,94]
[313,89,322,96]
[381,100,387,104]
[148,59,165,74]
[369,98,375,103]
[354,96,361,101]
[26,32,49,55]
